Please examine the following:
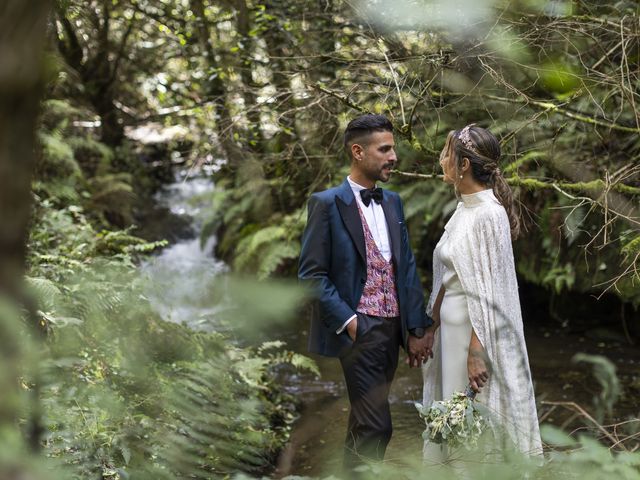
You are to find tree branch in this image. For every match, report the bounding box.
[393,169,640,196]
[54,13,85,70]
[311,83,439,154]
[429,90,640,134]
[109,16,136,85]
[311,83,366,113]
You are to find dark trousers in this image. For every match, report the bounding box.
[339,313,402,471]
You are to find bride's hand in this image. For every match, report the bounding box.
[467,347,489,393]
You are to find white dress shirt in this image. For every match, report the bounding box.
[336,176,392,334]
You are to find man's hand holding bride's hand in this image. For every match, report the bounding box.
[407,335,427,368]
[406,325,436,368]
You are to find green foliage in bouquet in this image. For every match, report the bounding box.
[416,390,490,450]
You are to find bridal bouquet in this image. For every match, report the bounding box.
[416,385,489,449]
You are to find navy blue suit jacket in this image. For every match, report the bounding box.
[298,178,432,357]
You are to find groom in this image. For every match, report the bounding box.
[298,114,434,470]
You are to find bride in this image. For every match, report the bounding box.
[421,124,542,463]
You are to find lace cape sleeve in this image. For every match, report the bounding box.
[455,203,542,455]
[423,202,542,456]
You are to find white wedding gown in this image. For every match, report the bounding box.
[422,189,542,465]
[436,227,477,403]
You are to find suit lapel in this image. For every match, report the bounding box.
[335,180,366,265]
[381,192,402,268]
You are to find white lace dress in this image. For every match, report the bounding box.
[422,189,542,461]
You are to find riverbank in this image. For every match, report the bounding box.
[23,159,318,478]
[277,311,640,477]
[110,164,640,477]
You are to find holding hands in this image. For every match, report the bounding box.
[407,324,437,368]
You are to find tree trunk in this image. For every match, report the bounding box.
[263,0,297,152]
[0,1,49,300]
[312,0,337,83]
[191,0,245,165]
[308,0,340,158]
[55,4,125,147]
[0,0,51,455]
[191,0,272,219]
[91,82,125,146]
[235,0,264,151]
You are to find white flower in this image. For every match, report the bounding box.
[417,387,488,449]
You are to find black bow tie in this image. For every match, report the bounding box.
[360,187,383,207]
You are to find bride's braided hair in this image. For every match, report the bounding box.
[448,125,520,239]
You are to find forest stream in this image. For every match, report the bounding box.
[141,169,640,477]
[9,3,640,478]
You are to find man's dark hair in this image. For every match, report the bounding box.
[344,114,394,158]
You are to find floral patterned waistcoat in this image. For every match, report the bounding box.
[355,205,400,317]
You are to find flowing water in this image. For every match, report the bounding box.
[141,168,229,331]
[140,170,640,477]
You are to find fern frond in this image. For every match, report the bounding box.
[256,242,299,279]
[233,209,305,278]
[234,225,286,270]
[87,175,134,202]
[24,276,63,312]
[286,352,321,377]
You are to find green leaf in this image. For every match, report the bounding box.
[540,425,577,447]
[120,445,131,465]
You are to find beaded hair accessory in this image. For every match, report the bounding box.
[458,124,477,152]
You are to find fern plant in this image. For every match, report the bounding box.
[233,208,306,279]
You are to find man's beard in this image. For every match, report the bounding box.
[378,163,395,181]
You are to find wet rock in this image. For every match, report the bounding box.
[134,206,195,243]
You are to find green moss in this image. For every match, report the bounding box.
[622,236,640,257]
[507,176,640,195]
